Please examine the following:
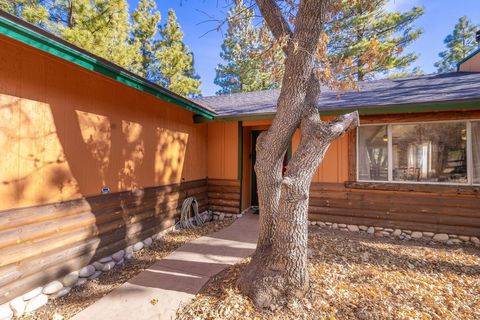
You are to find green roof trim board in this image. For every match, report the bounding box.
[0,11,216,120]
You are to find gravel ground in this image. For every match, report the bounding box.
[177,227,480,320]
[20,220,233,320]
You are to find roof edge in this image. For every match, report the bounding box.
[194,99,480,123]
[0,11,216,120]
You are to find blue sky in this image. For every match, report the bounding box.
[126,0,480,96]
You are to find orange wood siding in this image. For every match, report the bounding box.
[207,122,239,180]
[0,35,208,211]
[459,51,480,72]
[292,129,350,183]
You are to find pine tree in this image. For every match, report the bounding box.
[0,0,49,26]
[214,0,284,95]
[131,0,161,79]
[155,9,201,97]
[435,16,479,73]
[327,0,424,81]
[48,0,141,72]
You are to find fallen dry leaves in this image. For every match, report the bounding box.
[177,227,480,320]
[21,220,233,320]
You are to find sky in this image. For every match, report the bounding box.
[126,0,480,96]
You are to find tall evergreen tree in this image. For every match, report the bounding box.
[435,16,479,73]
[156,9,201,97]
[48,0,141,72]
[0,0,49,26]
[327,0,424,81]
[131,0,161,79]
[214,0,283,95]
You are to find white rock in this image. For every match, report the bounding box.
[422,232,434,237]
[23,287,43,301]
[449,234,458,238]
[53,313,64,320]
[0,304,13,320]
[451,239,462,244]
[62,271,79,287]
[219,213,225,220]
[470,237,480,245]
[433,233,449,242]
[89,271,102,280]
[99,256,113,263]
[92,261,104,271]
[380,231,390,236]
[374,227,384,231]
[411,232,423,239]
[318,222,326,227]
[102,261,116,271]
[325,222,332,226]
[359,225,368,231]
[43,280,63,295]
[24,294,48,313]
[338,224,347,228]
[311,221,317,226]
[403,230,412,234]
[459,236,470,241]
[125,246,134,254]
[143,238,153,247]
[53,287,71,299]
[112,250,125,261]
[367,227,375,234]
[384,228,394,232]
[125,252,133,260]
[332,223,338,229]
[74,278,88,287]
[307,221,312,226]
[9,297,25,317]
[393,229,402,236]
[238,214,243,218]
[446,240,454,245]
[79,265,96,278]
[347,225,359,232]
[133,241,144,252]
[225,213,232,218]
[116,258,125,266]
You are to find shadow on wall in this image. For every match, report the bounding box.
[0,92,194,303]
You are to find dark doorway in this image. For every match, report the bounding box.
[250,130,290,208]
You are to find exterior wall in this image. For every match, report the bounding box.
[0,36,208,303]
[459,51,480,72]
[309,110,480,236]
[207,122,239,180]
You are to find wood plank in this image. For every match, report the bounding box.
[207,179,240,187]
[207,185,240,194]
[208,198,240,208]
[308,206,480,228]
[345,181,480,196]
[208,205,240,214]
[208,192,240,200]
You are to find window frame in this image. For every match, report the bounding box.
[356,119,480,186]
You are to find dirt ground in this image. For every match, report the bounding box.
[177,227,480,320]
[21,220,233,320]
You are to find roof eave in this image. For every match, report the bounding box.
[194,99,480,123]
[0,11,216,120]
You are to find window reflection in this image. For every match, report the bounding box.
[391,123,467,183]
[358,125,388,181]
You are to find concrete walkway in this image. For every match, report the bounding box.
[73,213,258,320]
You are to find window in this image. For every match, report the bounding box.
[392,122,467,183]
[358,125,388,181]
[473,121,480,185]
[357,120,479,185]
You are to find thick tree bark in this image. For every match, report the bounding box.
[238,0,360,308]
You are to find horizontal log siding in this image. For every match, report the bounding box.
[308,183,480,237]
[0,179,207,304]
[207,179,241,214]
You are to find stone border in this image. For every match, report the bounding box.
[307,220,480,247]
[0,211,213,319]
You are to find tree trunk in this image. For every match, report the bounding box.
[238,0,359,308]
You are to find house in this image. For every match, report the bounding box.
[0,10,480,306]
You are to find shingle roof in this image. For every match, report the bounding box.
[195,72,480,117]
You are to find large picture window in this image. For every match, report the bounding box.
[357,120,479,185]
